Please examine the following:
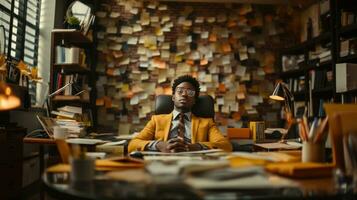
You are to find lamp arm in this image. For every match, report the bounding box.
[48,81,73,98]
[280,83,294,115]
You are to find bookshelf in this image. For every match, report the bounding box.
[279,0,336,118]
[50,1,97,128]
[279,0,357,118]
[334,0,357,103]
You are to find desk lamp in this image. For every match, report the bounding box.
[269,82,294,142]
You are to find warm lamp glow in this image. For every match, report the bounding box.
[0,82,21,110]
[269,95,284,101]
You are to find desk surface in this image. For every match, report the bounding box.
[43,169,356,200]
[42,152,357,200]
[23,137,56,144]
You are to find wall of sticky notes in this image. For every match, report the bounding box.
[94,0,292,134]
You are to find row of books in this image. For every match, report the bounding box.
[341,11,357,27]
[53,73,89,97]
[308,46,331,63]
[55,46,87,66]
[309,69,333,91]
[286,76,305,93]
[336,63,357,93]
[340,37,357,57]
[51,105,92,128]
[281,54,305,72]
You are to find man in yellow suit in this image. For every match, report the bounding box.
[128,75,232,153]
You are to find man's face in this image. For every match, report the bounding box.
[172,82,196,112]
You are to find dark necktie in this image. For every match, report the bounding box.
[178,112,185,138]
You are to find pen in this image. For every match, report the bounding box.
[313,116,329,143]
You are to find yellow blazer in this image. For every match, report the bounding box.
[128,113,232,152]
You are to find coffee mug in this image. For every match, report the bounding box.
[53,126,68,139]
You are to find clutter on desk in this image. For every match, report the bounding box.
[266,162,334,178]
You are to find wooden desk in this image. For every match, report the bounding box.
[42,151,357,200]
[23,137,56,177]
[23,137,56,145]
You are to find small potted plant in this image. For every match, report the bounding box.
[66,16,81,30]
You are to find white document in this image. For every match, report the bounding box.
[66,138,104,145]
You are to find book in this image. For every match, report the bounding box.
[336,63,357,93]
[96,145,124,156]
[58,105,82,114]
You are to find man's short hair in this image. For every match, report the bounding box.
[172,75,200,99]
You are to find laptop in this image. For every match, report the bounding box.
[36,115,57,138]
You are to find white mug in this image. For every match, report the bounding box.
[53,126,68,139]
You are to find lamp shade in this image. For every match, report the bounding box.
[0,82,20,110]
[269,82,285,101]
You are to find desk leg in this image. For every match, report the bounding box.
[39,144,45,200]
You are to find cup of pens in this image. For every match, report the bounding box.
[298,117,329,163]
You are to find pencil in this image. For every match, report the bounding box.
[314,116,329,143]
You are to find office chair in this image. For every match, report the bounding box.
[155,94,215,118]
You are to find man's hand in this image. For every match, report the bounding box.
[156,137,186,152]
[156,137,203,153]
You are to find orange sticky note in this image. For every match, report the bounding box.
[200,58,208,66]
[218,83,226,92]
[227,20,237,28]
[208,33,217,42]
[186,59,194,66]
[96,98,105,106]
[222,43,231,53]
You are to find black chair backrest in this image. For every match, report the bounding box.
[155,95,215,118]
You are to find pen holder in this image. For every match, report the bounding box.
[70,157,95,182]
[302,141,325,163]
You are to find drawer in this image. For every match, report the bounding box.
[22,157,40,188]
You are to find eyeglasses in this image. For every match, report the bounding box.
[176,87,196,97]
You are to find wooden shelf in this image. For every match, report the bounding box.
[52,30,92,48]
[293,91,305,100]
[280,68,305,78]
[312,87,333,95]
[282,32,332,54]
[339,24,357,37]
[52,95,89,103]
[307,31,331,47]
[338,54,357,63]
[53,63,90,73]
[316,60,333,68]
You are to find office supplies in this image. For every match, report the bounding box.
[266,162,334,178]
[53,127,68,139]
[301,141,325,162]
[36,115,57,138]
